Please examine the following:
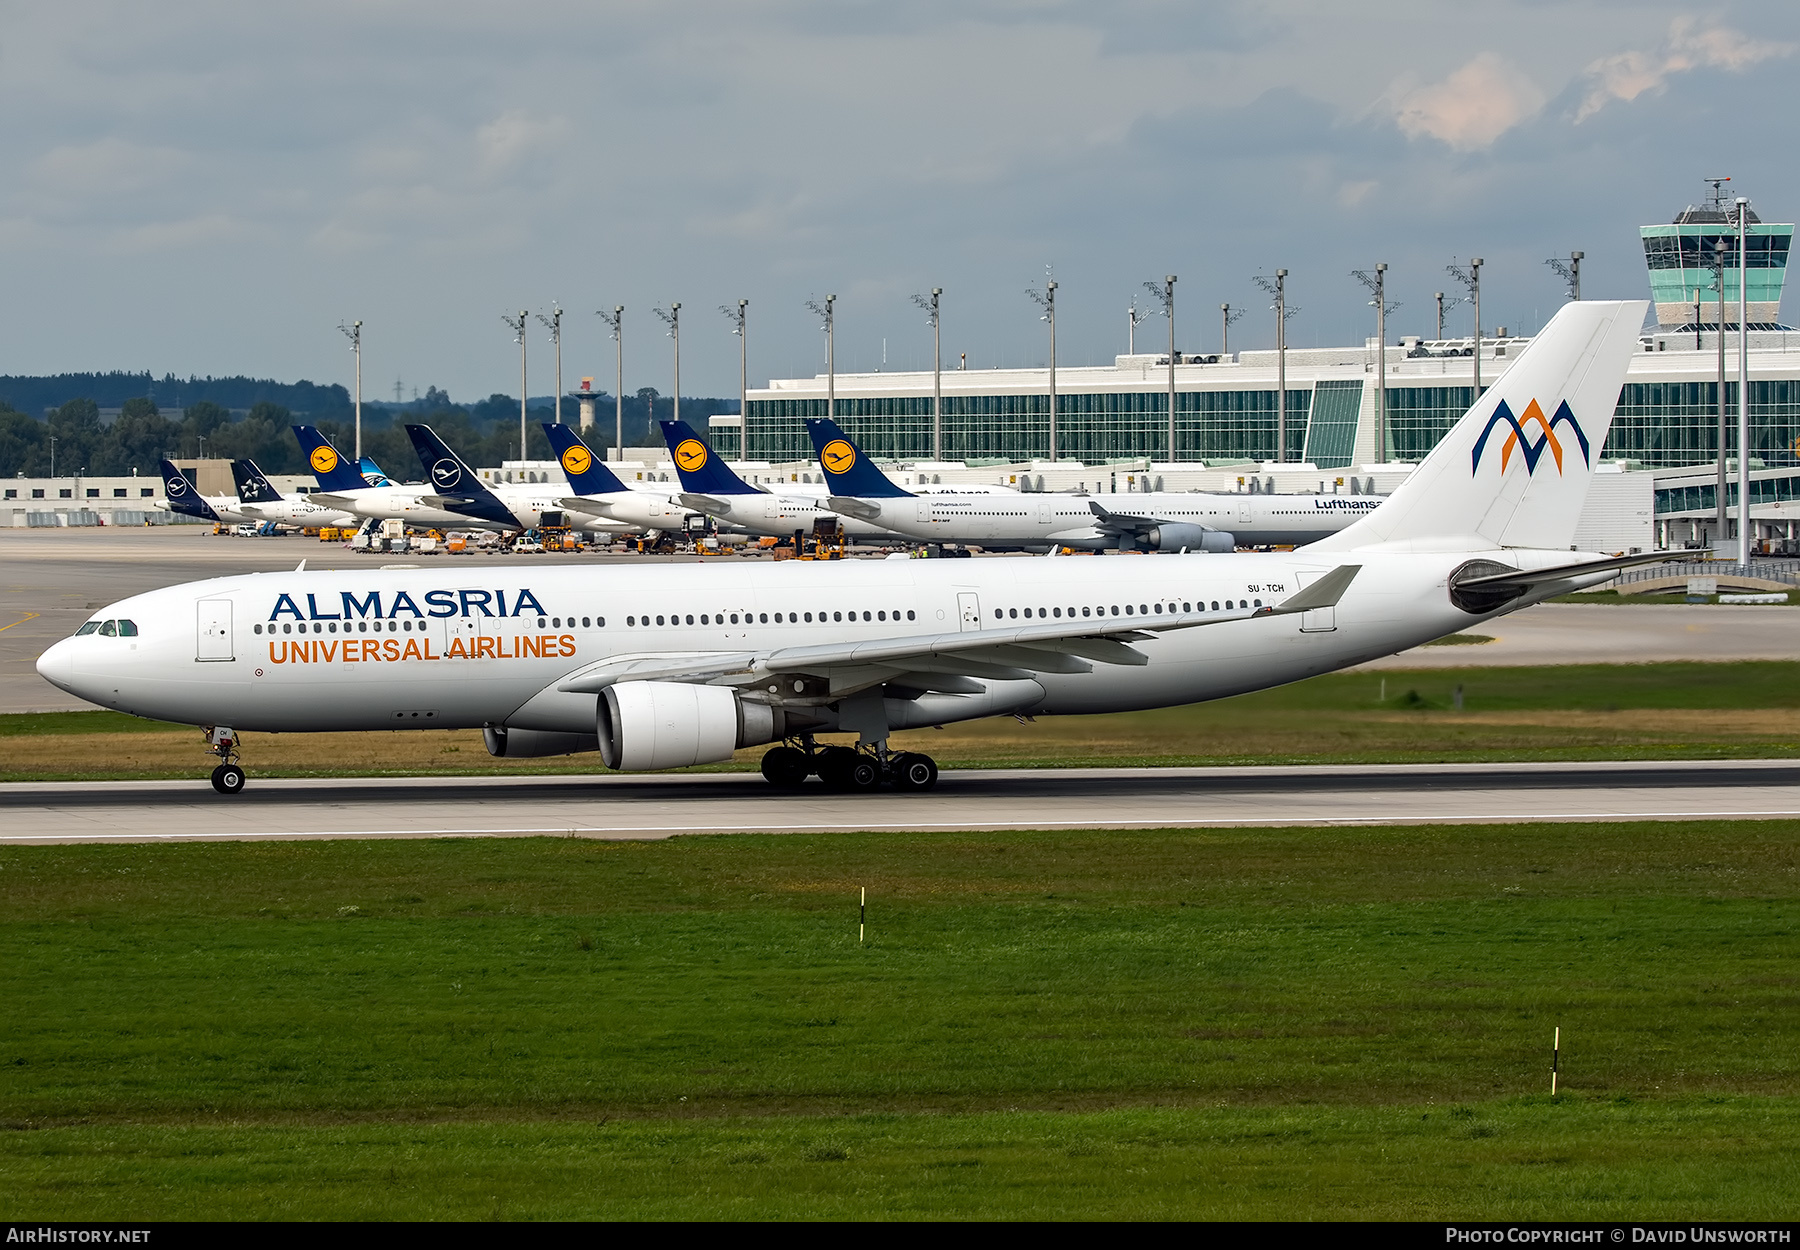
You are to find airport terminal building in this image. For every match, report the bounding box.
[731,196,1800,550]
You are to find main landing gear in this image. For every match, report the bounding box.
[203,726,246,795]
[760,739,938,792]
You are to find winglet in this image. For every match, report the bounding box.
[1264,565,1361,616]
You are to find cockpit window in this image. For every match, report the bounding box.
[98,620,118,637]
[117,620,138,637]
[75,622,100,636]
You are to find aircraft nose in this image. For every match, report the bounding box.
[35,638,80,695]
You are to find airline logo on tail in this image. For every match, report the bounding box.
[560,445,592,476]
[310,446,340,475]
[821,440,856,474]
[430,460,463,489]
[1471,399,1592,477]
[165,472,189,497]
[674,440,708,472]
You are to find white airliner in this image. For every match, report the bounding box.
[229,459,357,529]
[807,417,1384,551]
[42,301,1669,796]
[541,423,720,535]
[152,458,269,526]
[293,426,516,532]
[653,418,1017,545]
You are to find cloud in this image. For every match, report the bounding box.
[31,137,191,196]
[1576,18,1795,121]
[1391,53,1545,152]
[473,109,571,175]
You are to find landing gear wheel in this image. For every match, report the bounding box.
[843,755,883,792]
[760,746,810,788]
[815,746,859,791]
[210,763,246,795]
[889,753,938,791]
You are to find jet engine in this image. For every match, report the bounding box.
[597,681,788,771]
[1144,523,1234,553]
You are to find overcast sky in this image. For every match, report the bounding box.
[3,1,1797,402]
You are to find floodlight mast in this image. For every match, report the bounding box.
[1221,303,1245,355]
[1026,273,1058,462]
[805,295,836,421]
[338,320,363,458]
[502,311,528,459]
[1545,252,1584,301]
[653,303,681,427]
[1736,196,1751,561]
[1352,264,1398,463]
[720,300,748,460]
[1143,277,1176,459]
[597,306,623,460]
[911,288,943,460]
[1128,299,1155,355]
[1251,270,1297,462]
[1446,258,1483,394]
[535,305,564,425]
[1710,239,1728,535]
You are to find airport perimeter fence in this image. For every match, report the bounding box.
[1613,558,1800,588]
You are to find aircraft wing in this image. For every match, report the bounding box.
[557,566,1360,697]
[1087,500,1180,534]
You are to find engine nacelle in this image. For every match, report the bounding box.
[483,726,599,758]
[1145,523,1234,553]
[597,681,788,771]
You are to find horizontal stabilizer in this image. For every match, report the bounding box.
[679,493,732,514]
[828,495,882,520]
[1262,564,1361,615]
[1453,549,1695,592]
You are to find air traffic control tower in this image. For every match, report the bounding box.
[1641,182,1794,329]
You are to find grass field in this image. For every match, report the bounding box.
[2,822,1796,1218]
[8,661,1800,781]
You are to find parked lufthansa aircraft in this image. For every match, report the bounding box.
[229,459,357,529]
[44,302,1670,796]
[810,417,1384,552]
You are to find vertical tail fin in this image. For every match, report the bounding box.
[358,456,394,487]
[158,459,219,521]
[1309,299,1648,552]
[402,424,518,528]
[290,426,370,493]
[804,418,913,498]
[659,420,760,495]
[542,423,632,494]
[230,459,284,504]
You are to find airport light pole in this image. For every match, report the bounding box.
[1447,258,1483,394]
[338,319,363,459]
[1221,302,1244,355]
[912,288,943,460]
[598,305,623,460]
[1128,298,1154,355]
[502,310,528,460]
[1711,240,1728,538]
[1026,277,1058,462]
[1352,264,1398,463]
[1252,270,1296,462]
[1144,276,1176,460]
[1736,197,1752,561]
[653,303,681,428]
[1545,251,1583,302]
[805,294,836,422]
[535,305,563,425]
[720,299,747,460]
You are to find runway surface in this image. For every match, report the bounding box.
[5,759,1798,844]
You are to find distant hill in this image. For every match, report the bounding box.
[0,372,354,419]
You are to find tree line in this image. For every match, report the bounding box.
[0,386,734,480]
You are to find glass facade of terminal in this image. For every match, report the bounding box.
[1607,381,1800,468]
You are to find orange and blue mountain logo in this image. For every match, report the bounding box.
[675,439,708,472]
[310,446,339,475]
[821,440,856,474]
[1471,399,1590,476]
[561,445,592,476]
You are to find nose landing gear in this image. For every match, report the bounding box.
[203,726,246,795]
[760,739,938,792]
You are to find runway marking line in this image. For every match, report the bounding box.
[0,611,41,633]
[5,808,1800,842]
